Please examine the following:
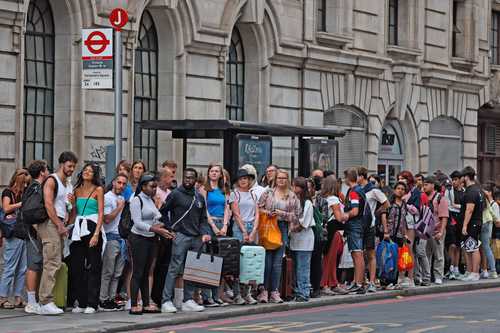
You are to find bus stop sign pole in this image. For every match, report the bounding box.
[110,8,128,165]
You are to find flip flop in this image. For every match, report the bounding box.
[129,310,143,315]
[14,301,26,309]
[142,307,161,314]
[0,300,15,309]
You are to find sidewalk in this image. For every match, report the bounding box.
[2,279,500,333]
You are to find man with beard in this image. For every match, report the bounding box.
[39,151,78,315]
[160,168,211,313]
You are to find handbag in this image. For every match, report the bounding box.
[258,212,282,250]
[0,192,17,239]
[0,214,16,239]
[397,241,414,271]
[183,243,223,287]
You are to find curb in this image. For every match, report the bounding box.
[97,280,500,333]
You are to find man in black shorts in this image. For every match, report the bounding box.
[460,166,484,282]
[444,170,465,279]
[24,160,49,314]
[357,167,388,293]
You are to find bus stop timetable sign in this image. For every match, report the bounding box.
[82,28,113,89]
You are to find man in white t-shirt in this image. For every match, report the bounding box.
[357,167,388,293]
[99,173,127,311]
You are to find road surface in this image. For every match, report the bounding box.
[134,287,500,333]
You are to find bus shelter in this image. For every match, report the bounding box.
[141,119,345,179]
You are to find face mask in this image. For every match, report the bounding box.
[313,176,322,192]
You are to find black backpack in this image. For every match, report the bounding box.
[118,196,142,239]
[21,176,58,225]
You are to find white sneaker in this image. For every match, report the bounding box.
[400,277,410,288]
[161,301,177,313]
[463,273,480,282]
[434,278,443,285]
[72,306,85,313]
[182,300,205,312]
[480,271,489,279]
[40,302,64,315]
[224,289,234,299]
[458,272,470,281]
[25,303,41,314]
[490,272,498,279]
[83,306,96,314]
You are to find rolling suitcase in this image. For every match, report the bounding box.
[239,245,265,284]
[213,237,241,277]
[54,263,68,309]
[280,255,294,301]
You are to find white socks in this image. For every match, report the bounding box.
[174,288,183,308]
[27,291,37,305]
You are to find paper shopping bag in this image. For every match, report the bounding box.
[183,244,223,287]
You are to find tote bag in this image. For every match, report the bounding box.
[183,244,223,287]
[258,213,282,250]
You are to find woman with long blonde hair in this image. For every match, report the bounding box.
[257,169,301,303]
[0,169,30,309]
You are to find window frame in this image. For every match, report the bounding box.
[133,10,159,171]
[23,0,55,167]
[492,11,500,65]
[452,0,459,57]
[316,0,326,32]
[225,27,245,121]
[388,0,398,45]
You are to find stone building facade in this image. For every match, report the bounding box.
[0,0,494,185]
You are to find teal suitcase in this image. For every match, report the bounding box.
[239,245,265,284]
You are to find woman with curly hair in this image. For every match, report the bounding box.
[68,163,105,314]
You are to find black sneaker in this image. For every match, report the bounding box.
[356,286,366,295]
[347,284,364,294]
[293,296,309,302]
[310,289,321,298]
[99,300,118,312]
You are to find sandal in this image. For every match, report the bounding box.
[0,300,15,309]
[129,309,143,315]
[142,305,161,314]
[14,300,26,308]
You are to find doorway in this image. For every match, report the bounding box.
[378,121,404,187]
[377,160,403,187]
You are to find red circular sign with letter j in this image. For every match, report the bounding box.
[109,8,128,31]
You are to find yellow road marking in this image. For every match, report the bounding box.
[407,325,448,333]
[432,315,465,320]
[466,319,497,324]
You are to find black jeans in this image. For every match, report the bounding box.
[69,228,103,309]
[310,237,323,292]
[129,233,157,307]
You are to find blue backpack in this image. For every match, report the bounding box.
[376,240,398,284]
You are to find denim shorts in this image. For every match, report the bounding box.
[209,218,224,238]
[232,221,255,243]
[345,219,364,252]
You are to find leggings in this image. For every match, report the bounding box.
[129,233,157,307]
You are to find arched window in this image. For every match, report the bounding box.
[324,106,366,172]
[134,11,158,171]
[429,117,462,175]
[226,28,245,121]
[24,0,55,166]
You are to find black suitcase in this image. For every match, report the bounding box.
[212,237,240,277]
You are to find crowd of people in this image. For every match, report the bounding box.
[0,150,498,316]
